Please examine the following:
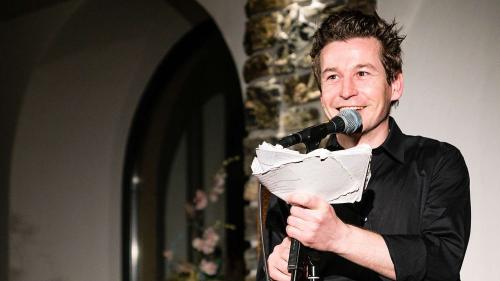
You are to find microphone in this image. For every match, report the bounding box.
[278,109,362,148]
[276,109,362,281]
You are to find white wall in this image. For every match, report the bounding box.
[197,0,247,95]
[6,1,192,280]
[378,0,500,279]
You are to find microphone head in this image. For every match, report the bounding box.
[338,109,362,134]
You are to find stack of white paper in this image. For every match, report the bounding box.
[251,142,372,204]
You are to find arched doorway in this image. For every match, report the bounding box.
[122,19,246,281]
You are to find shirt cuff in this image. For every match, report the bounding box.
[382,234,427,281]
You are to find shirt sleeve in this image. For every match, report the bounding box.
[382,144,471,281]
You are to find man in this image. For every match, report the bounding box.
[258,10,470,281]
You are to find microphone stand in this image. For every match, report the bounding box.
[277,137,321,281]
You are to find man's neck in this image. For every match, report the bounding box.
[336,118,390,149]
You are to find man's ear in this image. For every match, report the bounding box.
[390,72,404,102]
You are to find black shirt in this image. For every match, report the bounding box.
[258,117,471,281]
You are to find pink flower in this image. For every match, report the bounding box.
[201,227,220,254]
[193,190,208,210]
[200,242,215,255]
[191,227,220,254]
[212,171,226,192]
[212,183,224,195]
[209,172,225,202]
[192,238,204,251]
[200,259,218,276]
[203,227,220,245]
[208,191,219,203]
[208,188,224,202]
[163,249,173,261]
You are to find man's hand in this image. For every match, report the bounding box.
[267,237,292,281]
[285,192,396,280]
[286,193,350,253]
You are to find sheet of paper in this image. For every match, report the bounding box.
[251,142,372,204]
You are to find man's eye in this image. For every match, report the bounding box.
[358,71,369,77]
[327,74,338,80]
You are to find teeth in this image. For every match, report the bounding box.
[339,107,363,111]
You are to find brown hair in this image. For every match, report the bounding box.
[311,10,405,89]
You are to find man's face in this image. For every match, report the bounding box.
[319,37,402,139]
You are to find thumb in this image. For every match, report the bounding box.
[287,192,326,210]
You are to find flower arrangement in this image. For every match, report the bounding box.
[164,156,239,281]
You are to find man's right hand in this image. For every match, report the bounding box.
[267,237,292,281]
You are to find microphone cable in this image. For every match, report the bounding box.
[258,182,271,281]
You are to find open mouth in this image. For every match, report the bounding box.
[339,106,364,111]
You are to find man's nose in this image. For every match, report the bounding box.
[340,77,357,99]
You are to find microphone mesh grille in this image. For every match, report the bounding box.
[339,109,362,134]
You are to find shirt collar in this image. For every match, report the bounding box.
[381,117,406,163]
[326,116,406,163]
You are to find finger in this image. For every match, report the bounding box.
[268,251,291,281]
[287,213,314,231]
[275,256,289,275]
[285,224,303,240]
[287,192,327,210]
[269,265,291,281]
[277,244,290,261]
[279,237,292,259]
[282,236,291,247]
[289,204,318,221]
[271,238,290,261]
